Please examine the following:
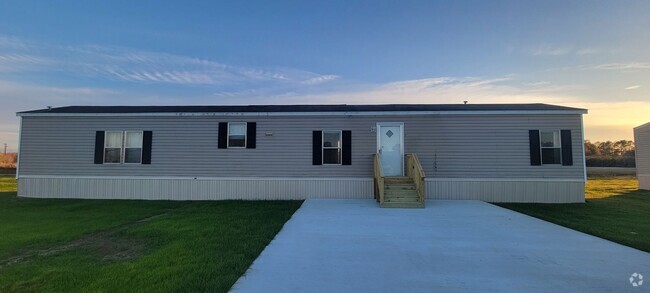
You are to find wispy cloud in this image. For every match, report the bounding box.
[271,76,573,105]
[0,35,35,50]
[0,36,339,87]
[301,75,339,85]
[593,62,650,70]
[528,45,603,57]
[524,81,551,87]
[384,77,456,90]
[1,74,648,151]
[0,53,51,72]
[73,46,294,85]
[531,46,572,56]
[1,34,648,150]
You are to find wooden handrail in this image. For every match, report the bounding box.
[405,154,426,204]
[373,154,385,204]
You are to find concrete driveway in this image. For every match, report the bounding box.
[232,200,650,292]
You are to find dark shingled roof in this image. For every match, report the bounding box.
[18,104,586,114]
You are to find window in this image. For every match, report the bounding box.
[103,131,143,164]
[104,131,123,163]
[124,131,143,164]
[540,130,561,164]
[322,131,342,165]
[228,122,246,148]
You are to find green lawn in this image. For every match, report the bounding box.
[497,176,650,252]
[0,176,302,292]
[3,175,648,291]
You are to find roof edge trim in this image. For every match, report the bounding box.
[17,110,588,117]
[634,122,650,130]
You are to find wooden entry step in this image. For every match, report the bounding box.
[380,176,424,208]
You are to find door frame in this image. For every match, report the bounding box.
[376,122,405,176]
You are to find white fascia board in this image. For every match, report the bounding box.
[16,110,588,117]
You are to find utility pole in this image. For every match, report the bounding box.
[3,143,6,155]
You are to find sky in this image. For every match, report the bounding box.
[1,0,649,151]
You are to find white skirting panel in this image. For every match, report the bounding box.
[425,179,585,203]
[18,176,586,202]
[18,176,374,200]
[639,174,650,191]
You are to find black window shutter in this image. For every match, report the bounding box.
[561,130,573,166]
[246,122,256,149]
[529,130,541,166]
[142,131,153,164]
[218,122,228,149]
[312,131,322,165]
[342,130,352,165]
[94,131,105,164]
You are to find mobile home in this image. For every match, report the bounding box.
[16,104,588,206]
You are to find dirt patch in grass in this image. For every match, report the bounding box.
[0,212,168,269]
[85,234,147,262]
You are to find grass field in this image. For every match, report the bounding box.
[498,176,650,252]
[0,176,302,292]
[586,167,636,177]
[1,175,648,291]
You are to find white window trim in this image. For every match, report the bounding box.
[103,131,124,164]
[124,131,144,165]
[322,130,342,165]
[539,129,562,165]
[227,122,247,149]
[103,130,143,165]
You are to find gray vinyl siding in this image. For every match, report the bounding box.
[18,114,584,179]
[635,123,650,190]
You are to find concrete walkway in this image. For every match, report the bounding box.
[232,200,650,292]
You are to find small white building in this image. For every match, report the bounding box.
[634,122,650,190]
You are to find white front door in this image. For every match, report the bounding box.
[377,123,404,176]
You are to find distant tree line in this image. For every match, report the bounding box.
[584,140,635,167]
